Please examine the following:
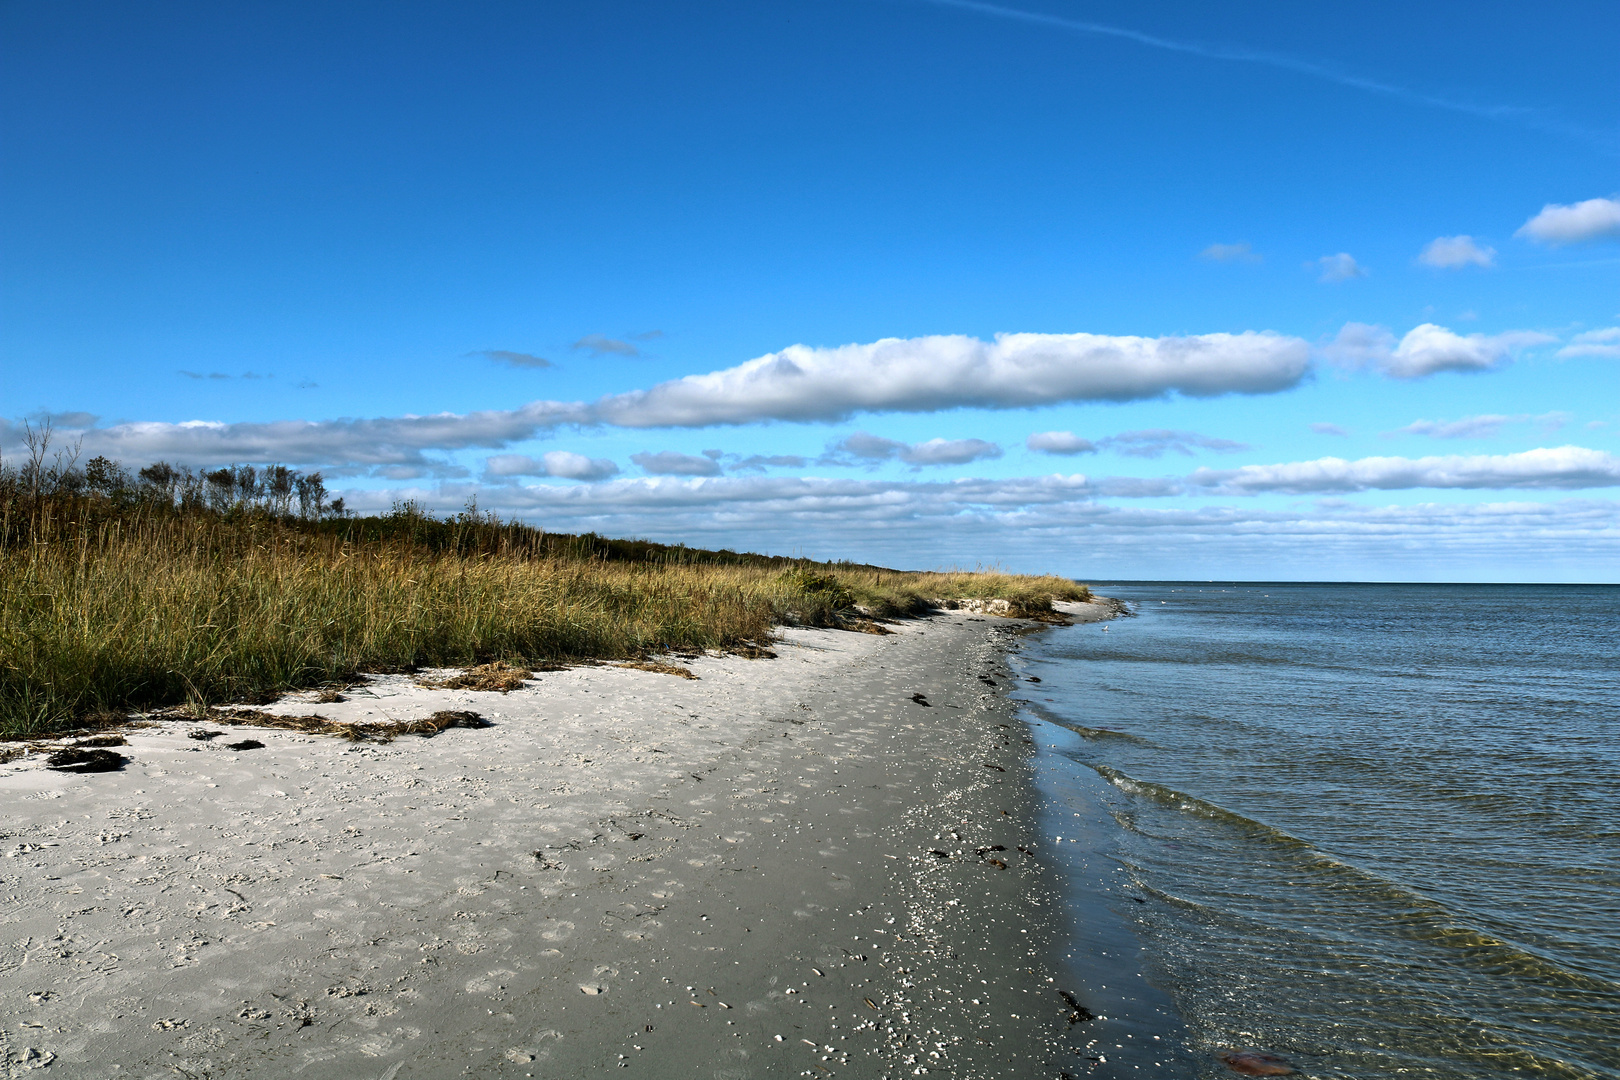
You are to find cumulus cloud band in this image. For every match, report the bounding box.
[18,328,1315,469]
[589,330,1312,427]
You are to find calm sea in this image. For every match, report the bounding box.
[1013,583,1620,1079]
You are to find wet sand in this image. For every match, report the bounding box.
[1,603,1127,1078]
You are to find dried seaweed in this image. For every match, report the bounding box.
[416,660,533,693]
[161,707,490,744]
[46,747,127,772]
[616,661,698,680]
[726,643,778,660]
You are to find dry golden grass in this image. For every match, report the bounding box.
[0,511,1088,736]
[417,660,534,693]
[616,660,700,679]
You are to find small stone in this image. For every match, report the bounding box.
[1221,1050,1297,1076]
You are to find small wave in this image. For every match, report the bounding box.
[1091,763,1620,1001]
[1055,721,1150,745]
[1016,703,1155,744]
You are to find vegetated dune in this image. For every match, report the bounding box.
[0,451,1087,735]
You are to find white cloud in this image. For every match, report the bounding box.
[1311,422,1351,436]
[485,451,619,481]
[1384,323,1554,378]
[1190,446,1620,495]
[589,330,1312,427]
[1323,322,1555,379]
[828,431,1003,467]
[1027,431,1097,455]
[832,432,909,462]
[1558,327,1620,359]
[902,438,1003,466]
[1200,242,1261,263]
[9,326,1313,470]
[1418,235,1496,269]
[1516,197,1620,246]
[631,451,724,477]
[0,402,590,469]
[1096,429,1249,458]
[1312,253,1367,282]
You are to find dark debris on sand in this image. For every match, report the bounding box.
[45,746,128,772]
[159,707,491,744]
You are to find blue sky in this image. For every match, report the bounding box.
[3,0,1617,580]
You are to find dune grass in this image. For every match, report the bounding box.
[0,447,1089,736]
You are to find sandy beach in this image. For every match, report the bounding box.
[2,603,1123,1078]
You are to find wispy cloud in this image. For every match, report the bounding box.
[1558,327,1620,359]
[1390,414,1519,439]
[572,331,663,359]
[1311,422,1351,436]
[1096,429,1249,458]
[724,453,811,474]
[1312,253,1367,282]
[826,431,1003,468]
[1029,427,1249,459]
[1516,197,1620,246]
[1390,413,1571,439]
[573,334,641,358]
[631,450,724,477]
[1418,235,1496,269]
[1190,446,1620,494]
[471,349,553,369]
[914,0,1616,154]
[1200,242,1261,263]
[25,410,100,429]
[180,370,271,380]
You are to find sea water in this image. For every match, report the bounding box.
[1013,583,1620,1079]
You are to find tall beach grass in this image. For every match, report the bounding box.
[0,441,1088,735]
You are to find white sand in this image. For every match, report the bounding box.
[1,615,1100,1078]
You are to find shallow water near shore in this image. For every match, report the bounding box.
[1014,583,1620,1080]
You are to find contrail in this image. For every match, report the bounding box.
[912,0,1617,155]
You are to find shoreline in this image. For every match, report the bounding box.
[2,605,1130,1077]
